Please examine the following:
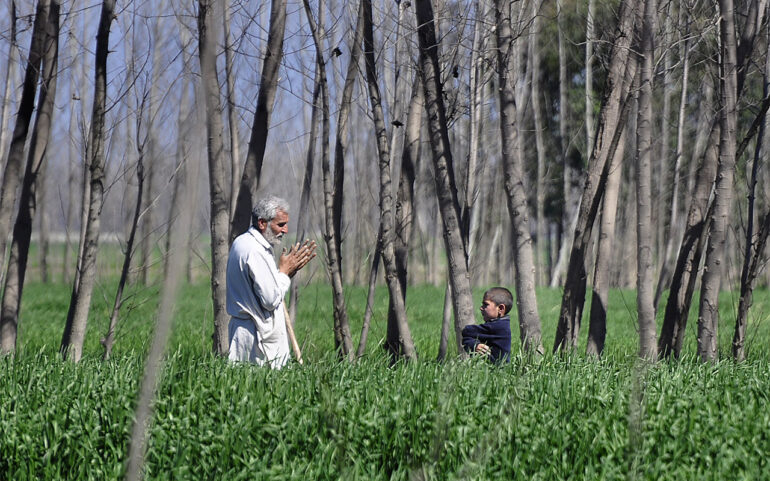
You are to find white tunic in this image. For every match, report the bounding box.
[226,227,291,369]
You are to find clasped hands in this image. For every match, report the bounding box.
[278,240,318,277]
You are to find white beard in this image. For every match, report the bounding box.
[262,227,283,248]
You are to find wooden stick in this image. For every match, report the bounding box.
[283,302,304,364]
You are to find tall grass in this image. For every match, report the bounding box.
[3,280,770,479]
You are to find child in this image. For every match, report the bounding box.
[462,287,512,363]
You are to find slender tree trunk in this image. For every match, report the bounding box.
[493,0,543,354]
[659,0,765,360]
[585,0,596,153]
[530,0,548,287]
[362,0,416,361]
[585,127,626,358]
[554,0,641,353]
[0,1,18,171]
[231,0,288,238]
[636,0,657,361]
[552,0,580,287]
[60,0,115,362]
[325,0,364,359]
[102,143,144,361]
[0,0,49,286]
[415,0,476,354]
[198,0,230,356]
[697,0,738,362]
[733,24,770,362]
[223,0,241,221]
[655,12,691,310]
[291,0,326,324]
[0,0,58,355]
[62,28,79,285]
[437,280,452,361]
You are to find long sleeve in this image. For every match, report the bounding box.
[461,316,512,363]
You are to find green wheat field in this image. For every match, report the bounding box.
[3,277,770,480]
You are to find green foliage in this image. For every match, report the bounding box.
[3,281,770,480]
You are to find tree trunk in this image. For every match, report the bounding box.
[493,0,543,354]
[231,0,288,238]
[697,0,738,362]
[553,0,641,353]
[0,0,49,286]
[585,0,596,154]
[415,0,476,354]
[362,0,417,362]
[654,9,691,310]
[551,0,581,287]
[0,0,58,355]
[0,1,19,172]
[325,0,365,360]
[102,140,144,361]
[60,0,115,362]
[290,0,326,324]
[531,0,548,287]
[636,0,656,361]
[197,0,230,356]
[733,25,770,362]
[585,126,626,358]
[223,0,241,221]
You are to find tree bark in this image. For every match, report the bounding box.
[223,0,241,221]
[553,0,641,353]
[362,0,417,362]
[290,0,326,324]
[636,0,656,361]
[325,0,365,359]
[733,23,770,362]
[697,0,738,362]
[415,0,476,354]
[585,0,596,153]
[0,0,58,355]
[0,0,49,286]
[585,126,626,358]
[0,1,18,171]
[493,0,543,354]
[231,0,288,238]
[198,0,230,356]
[60,0,115,362]
[531,0,548,287]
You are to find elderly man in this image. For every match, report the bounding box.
[226,195,316,368]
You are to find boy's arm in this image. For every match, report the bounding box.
[462,324,492,355]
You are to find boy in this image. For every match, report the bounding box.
[462,287,513,363]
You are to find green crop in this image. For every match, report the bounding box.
[2,281,770,480]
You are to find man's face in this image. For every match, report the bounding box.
[258,210,289,247]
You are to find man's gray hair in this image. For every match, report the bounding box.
[251,195,290,226]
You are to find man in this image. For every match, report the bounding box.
[226,195,317,368]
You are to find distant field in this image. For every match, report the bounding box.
[3,280,770,480]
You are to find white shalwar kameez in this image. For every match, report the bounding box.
[226,227,291,369]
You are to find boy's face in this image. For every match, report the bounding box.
[480,297,504,321]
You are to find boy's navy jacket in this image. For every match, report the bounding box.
[461,315,511,363]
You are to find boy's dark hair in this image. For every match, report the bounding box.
[484,287,513,316]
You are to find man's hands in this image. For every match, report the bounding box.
[278,240,318,278]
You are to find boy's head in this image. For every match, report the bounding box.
[480,287,513,321]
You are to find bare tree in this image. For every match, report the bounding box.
[493,0,543,354]
[0,0,59,354]
[198,0,230,355]
[362,0,417,361]
[697,0,738,362]
[733,21,770,361]
[0,1,18,170]
[585,126,626,358]
[223,0,241,220]
[231,0,288,238]
[415,0,476,353]
[554,0,641,353]
[0,0,49,287]
[324,1,366,359]
[60,0,116,362]
[636,0,656,361]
